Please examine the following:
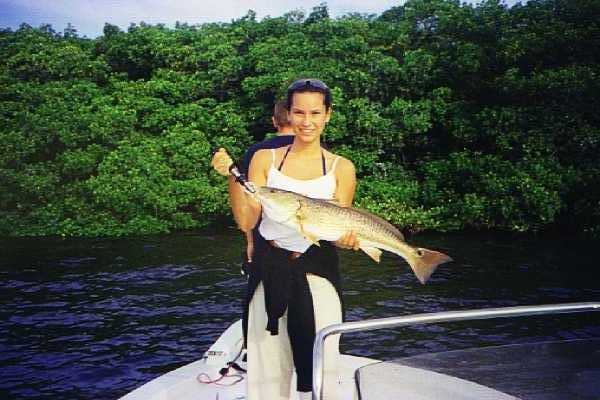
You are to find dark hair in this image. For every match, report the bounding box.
[273,100,289,128]
[286,78,332,110]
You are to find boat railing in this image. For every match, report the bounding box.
[312,301,600,400]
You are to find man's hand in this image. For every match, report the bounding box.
[246,240,254,263]
[211,148,233,176]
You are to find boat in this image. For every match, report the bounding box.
[118,319,377,400]
[120,301,600,400]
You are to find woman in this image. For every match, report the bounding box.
[241,78,358,400]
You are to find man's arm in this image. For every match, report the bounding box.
[245,230,254,263]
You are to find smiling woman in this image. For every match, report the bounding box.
[288,92,330,146]
[236,78,358,400]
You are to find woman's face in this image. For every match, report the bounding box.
[288,91,331,143]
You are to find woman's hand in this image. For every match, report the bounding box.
[335,230,360,251]
[211,148,233,176]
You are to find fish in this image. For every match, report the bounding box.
[252,186,453,284]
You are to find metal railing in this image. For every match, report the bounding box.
[312,301,600,400]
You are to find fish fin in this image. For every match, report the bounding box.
[295,208,320,246]
[361,246,382,263]
[297,220,320,246]
[302,230,321,246]
[326,198,341,206]
[295,203,305,221]
[406,248,453,284]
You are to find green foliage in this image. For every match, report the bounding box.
[1,0,599,237]
[85,126,226,236]
[354,169,441,232]
[2,25,109,83]
[419,151,566,232]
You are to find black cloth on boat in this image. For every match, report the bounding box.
[243,240,344,392]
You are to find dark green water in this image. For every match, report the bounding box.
[1,229,599,399]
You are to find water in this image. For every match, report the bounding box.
[1,229,599,399]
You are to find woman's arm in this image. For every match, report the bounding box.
[333,157,360,250]
[228,175,247,229]
[334,157,356,207]
[238,149,270,232]
[211,148,247,230]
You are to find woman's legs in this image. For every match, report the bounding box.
[247,282,294,400]
[247,277,342,400]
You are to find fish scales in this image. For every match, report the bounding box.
[299,198,402,249]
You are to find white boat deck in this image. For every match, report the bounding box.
[121,303,600,400]
[120,319,377,400]
[120,353,376,400]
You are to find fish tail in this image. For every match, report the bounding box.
[406,249,453,284]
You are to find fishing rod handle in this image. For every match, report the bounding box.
[228,163,246,184]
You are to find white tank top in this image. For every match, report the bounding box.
[259,148,341,252]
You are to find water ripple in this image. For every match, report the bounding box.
[1,231,598,399]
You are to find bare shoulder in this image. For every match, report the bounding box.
[336,156,355,173]
[248,149,273,185]
[250,149,272,168]
[329,153,356,206]
[328,153,355,176]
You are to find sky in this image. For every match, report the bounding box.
[0,0,522,38]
